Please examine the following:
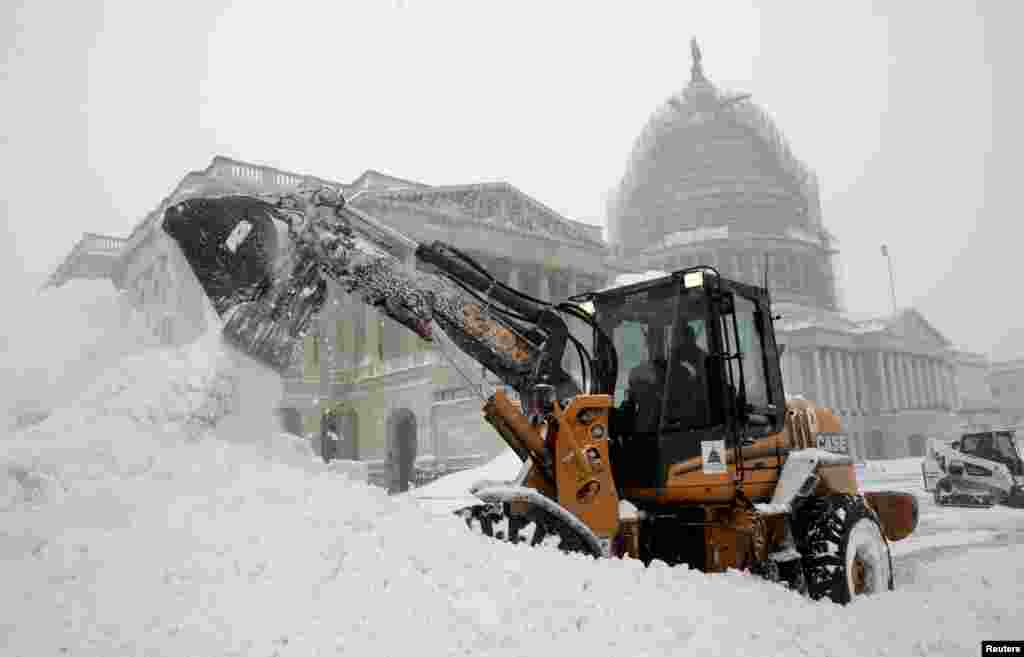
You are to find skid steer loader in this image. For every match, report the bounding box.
[922,431,1024,508]
[156,181,918,604]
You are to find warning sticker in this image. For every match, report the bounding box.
[224,220,253,253]
[702,440,727,474]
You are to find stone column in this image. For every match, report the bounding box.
[836,351,850,412]
[933,361,946,410]
[826,350,840,411]
[909,356,920,408]
[897,355,910,410]
[903,357,914,408]
[919,358,930,408]
[507,266,520,290]
[919,357,931,408]
[876,349,892,407]
[835,350,848,412]
[918,358,929,408]
[812,348,825,406]
[913,356,921,407]
[790,350,805,396]
[833,351,845,412]
[849,352,861,412]
[567,270,578,298]
[819,347,835,409]
[924,359,936,408]
[538,268,551,301]
[416,409,432,460]
[888,353,902,410]
[947,362,958,410]
[881,353,894,410]
[941,361,954,410]
[851,352,865,413]
[914,357,926,408]
[907,355,919,408]
[898,354,911,410]
[785,348,800,396]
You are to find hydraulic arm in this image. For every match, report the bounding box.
[162,183,586,401]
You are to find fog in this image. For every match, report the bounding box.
[2,0,1019,358]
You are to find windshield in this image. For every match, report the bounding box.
[594,281,718,431]
[994,432,1021,461]
[963,431,1023,474]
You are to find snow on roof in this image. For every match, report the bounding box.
[600,270,672,291]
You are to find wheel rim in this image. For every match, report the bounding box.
[845,517,891,598]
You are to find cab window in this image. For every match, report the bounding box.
[720,295,770,409]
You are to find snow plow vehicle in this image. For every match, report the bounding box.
[922,432,1024,508]
[159,182,918,604]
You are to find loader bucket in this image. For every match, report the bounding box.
[161,195,325,372]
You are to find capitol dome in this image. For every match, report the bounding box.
[608,39,840,310]
[609,39,823,251]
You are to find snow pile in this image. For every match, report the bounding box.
[1,280,153,432]
[409,448,522,514]
[863,457,924,479]
[2,289,1022,655]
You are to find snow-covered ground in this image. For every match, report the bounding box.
[2,282,1021,656]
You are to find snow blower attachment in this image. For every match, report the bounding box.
[162,183,919,604]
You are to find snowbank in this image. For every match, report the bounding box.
[2,287,1020,656]
[1,280,152,432]
[408,448,523,515]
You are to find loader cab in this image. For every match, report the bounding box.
[589,267,786,488]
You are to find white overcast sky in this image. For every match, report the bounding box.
[2,1,1020,359]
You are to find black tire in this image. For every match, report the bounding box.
[792,495,894,604]
[454,503,600,557]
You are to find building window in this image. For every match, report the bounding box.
[303,334,320,379]
[353,306,367,364]
[335,320,346,364]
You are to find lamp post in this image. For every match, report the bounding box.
[881,244,897,314]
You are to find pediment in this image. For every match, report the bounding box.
[885,309,951,349]
[358,183,603,246]
[348,169,429,193]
